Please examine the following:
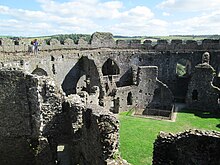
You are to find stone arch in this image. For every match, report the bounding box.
[176,59,191,77]
[62,56,103,98]
[102,58,120,76]
[32,68,48,76]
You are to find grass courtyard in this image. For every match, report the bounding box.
[119,109,220,165]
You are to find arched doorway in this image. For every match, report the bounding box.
[62,56,103,99]
[102,58,120,76]
[32,68,48,76]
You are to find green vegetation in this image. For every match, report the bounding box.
[2,34,219,44]
[0,34,91,44]
[114,35,220,44]
[119,109,220,165]
[176,59,191,77]
[176,63,186,76]
[44,34,91,44]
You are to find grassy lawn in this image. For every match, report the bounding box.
[119,109,220,165]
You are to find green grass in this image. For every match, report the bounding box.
[119,109,220,165]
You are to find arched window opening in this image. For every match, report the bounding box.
[176,59,191,77]
[127,92,133,105]
[192,90,198,101]
[102,58,120,76]
[32,68,48,76]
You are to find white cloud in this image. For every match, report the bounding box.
[0,0,169,36]
[3,0,220,36]
[168,11,220,35]
[0,5,10,14]
[162,12,170,16]
[156,0,220,35]
[157,0,220,12]
[157,0,175,9]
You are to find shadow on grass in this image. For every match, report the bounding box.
[178,108,220,119]
[178,109,220,130]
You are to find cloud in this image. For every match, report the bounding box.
[157,0,220,12]
[156,0,220,35]
[37,0,123,19]
[168,11,220,34]
[0,0,169,36]
[162,12,170,16]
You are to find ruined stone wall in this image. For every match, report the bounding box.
[153,130,220,165]
[132,66,174,118]
[136,66,158,109]
[1,37,220,97]
[0,68,63,165]
[186,62,220,112]
[0,47,202,114]
[0,68,125,165]
[46,95,123,165]
[0,69,37,165]
[1,32,220,53]
[1,32,220,113]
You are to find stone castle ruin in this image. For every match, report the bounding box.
[0,32,220,164]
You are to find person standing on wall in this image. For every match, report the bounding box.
[33,39,39,55]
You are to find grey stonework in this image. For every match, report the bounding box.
[153,129,220,165]
[1,32,220,164]
[1,32,220,115]
[0,69,126,165]
[186,52,220,112]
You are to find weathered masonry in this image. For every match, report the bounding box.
[1,32,220,116]
[0,69,128,165]
[153,130,220,165]
[0,32,220,164]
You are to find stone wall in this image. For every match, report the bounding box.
[133,66,174,118]
[1,32,220,53]
[186,52,220,112]
[1,32,220,114]
[0,68,62,165]
[2,47,220,112]
[0,68,126,165]
[153,129,220,165]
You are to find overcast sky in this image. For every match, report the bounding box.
[1,0,220,36]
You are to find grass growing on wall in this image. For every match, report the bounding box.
[119,109,220,165]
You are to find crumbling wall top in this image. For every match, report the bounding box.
[1,32,220,53]
[90,32,116,48]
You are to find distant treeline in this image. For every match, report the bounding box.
[114,35,143,38]
[1,34,220,43]
[168,35,220,39]
[45,34,91,44]
[114,35,220,40]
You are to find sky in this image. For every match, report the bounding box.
[1,0,220,37]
